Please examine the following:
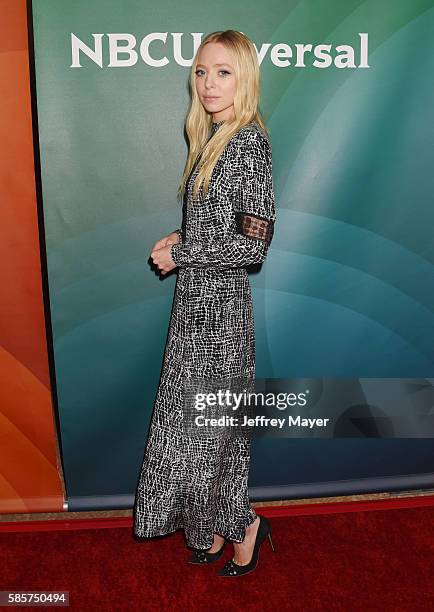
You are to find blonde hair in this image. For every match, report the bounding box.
[178,30,268,201]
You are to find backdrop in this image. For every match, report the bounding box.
[0,0,63,513]
[30,0,434,510]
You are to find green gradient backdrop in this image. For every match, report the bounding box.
[32,0,434,508]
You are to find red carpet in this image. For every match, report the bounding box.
[1,504,434,611]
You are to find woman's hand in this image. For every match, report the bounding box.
[151,231,181,253]
[150,231,180,275]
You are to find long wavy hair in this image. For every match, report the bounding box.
[178,30,268,201]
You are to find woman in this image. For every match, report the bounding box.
[133,30,276,577]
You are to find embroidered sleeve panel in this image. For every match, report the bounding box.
[235,211,274,244]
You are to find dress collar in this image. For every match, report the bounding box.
[211,120,225,133]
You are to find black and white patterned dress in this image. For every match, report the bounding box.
[133,119,276,549]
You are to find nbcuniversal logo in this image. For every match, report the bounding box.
[70,32,370,69]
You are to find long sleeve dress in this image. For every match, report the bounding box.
[133,119,276,550]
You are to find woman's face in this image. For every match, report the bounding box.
[195,42,236,122]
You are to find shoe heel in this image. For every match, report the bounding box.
[261,516,276,553]
[267,532,276,553]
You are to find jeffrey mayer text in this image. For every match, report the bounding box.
[195,415,330,428]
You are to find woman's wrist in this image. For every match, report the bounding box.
[173,229,183,242]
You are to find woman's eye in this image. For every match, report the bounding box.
[195,69,231,77]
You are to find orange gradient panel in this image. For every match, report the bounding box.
[0,0,64,512]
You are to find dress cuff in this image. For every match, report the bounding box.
[170,242,187,267]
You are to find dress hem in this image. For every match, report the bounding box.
[133,506,258,550]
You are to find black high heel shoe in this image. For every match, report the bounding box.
[188,539,227,564]
[218,515,275,577]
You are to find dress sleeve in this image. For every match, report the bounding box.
[170,130,276,269]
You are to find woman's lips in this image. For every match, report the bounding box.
[204,96,220,100]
